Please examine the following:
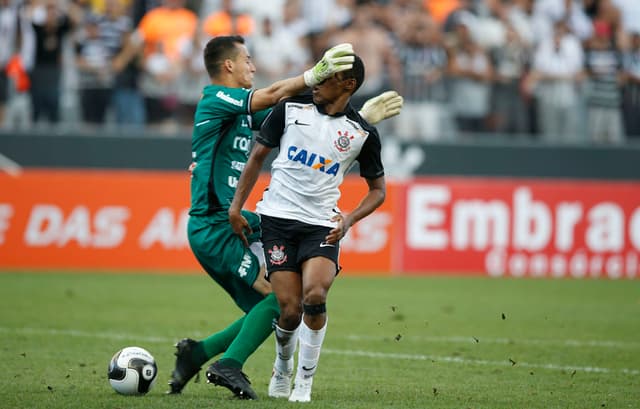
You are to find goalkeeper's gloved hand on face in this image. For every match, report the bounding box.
[359,90,404,125]
[304,43,355,87]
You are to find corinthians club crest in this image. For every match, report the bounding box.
[334,130,354,152]
[268,244,287,265]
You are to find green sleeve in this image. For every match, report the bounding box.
[251,108,272,130]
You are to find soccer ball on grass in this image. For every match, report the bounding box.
[107,346,158,395]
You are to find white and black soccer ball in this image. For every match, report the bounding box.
[108,346,158,395]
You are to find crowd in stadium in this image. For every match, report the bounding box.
[1,0,640,143]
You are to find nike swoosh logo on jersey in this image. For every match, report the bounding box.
[294,119,311,126]
[319,242,335,248]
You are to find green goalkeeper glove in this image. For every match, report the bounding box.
[304,43,355,87]
[358,90,404,125]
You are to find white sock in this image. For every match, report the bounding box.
[296,317,327,379]
[274,324,298,375]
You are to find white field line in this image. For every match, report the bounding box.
[341,334,640,349]
[0,152,22,176]
[1,326,638,376]
[322,348,640,375]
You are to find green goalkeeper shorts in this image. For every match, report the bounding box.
[187,211,264,313]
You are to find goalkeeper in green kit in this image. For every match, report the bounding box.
[167,35,403,400]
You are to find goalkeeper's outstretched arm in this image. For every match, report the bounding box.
[359,91,404,125]
[250,43,355,112]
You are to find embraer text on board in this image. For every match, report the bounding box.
[406,183,640,278]
[485,247,638,278]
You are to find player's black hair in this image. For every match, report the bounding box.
[338,54,365,95]
[203,35,245,78]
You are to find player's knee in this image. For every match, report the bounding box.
[278,301,302,329]
[302,303,326,316]
[302,288,328,308]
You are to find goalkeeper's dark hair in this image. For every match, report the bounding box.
[203,35,245,78]
[338,54,365,95]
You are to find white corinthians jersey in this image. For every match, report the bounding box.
[256,94,384,227]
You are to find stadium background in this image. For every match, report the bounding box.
[1,3,639,407]
[1,0,639,279]
[1,131,638,278]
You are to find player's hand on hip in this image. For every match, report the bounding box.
[229,210,252,247]
[325,213,351,244]
[359,90,404,125]
[304,43,355,87]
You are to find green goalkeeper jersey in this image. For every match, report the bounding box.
[189,84,270,216]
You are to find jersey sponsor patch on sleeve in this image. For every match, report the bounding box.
[215,90,244,107]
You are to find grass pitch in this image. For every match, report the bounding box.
[0,271,638,409]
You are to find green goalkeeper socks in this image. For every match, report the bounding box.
[197,315,245,364]
[220,292,280,367]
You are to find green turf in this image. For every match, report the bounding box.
[1,271,638,409]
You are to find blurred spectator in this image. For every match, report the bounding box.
[198,0,219,18]
[611,0,640,48]
[113,0,197,131]
[446,16,494,133]
[275,0,311,77]
[251,14,310,90]
[441,0,509,49]
[394,12,449,141]
[622,31,640,138]
[235,0,284,22]
[74,0,134,127]
[28,0,83,126]
[7,0,640,145]
[139,40,180,131]
[585,0,625,50]
[466,0,508,50]
[75,15,113,125]
[202,0,253,37]
[105,0,145,128]
[506,0,535,46]
[442,0,478,33]
[490,21,531,134]
[278,0,309,37]
[424,0,461,26]
[301,0,351,36]
[175,24,208,127]
[332,1,402,111]
[4,53,32,130]
[532,0,593,42]
[250,17,285,89]
[300,0,352,62]
[1,0,35,130]
[380,0,425,34]
[583,12,624,144]
[131,0,162,24]
[526,21,585,143]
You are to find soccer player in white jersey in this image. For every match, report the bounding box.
[228,55,388,402]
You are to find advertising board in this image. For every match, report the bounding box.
[2,171,638,278]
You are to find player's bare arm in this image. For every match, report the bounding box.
[250,43,355,113]
[325,175,386,244]
[228,143,273,246]
[250,76,307,112]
